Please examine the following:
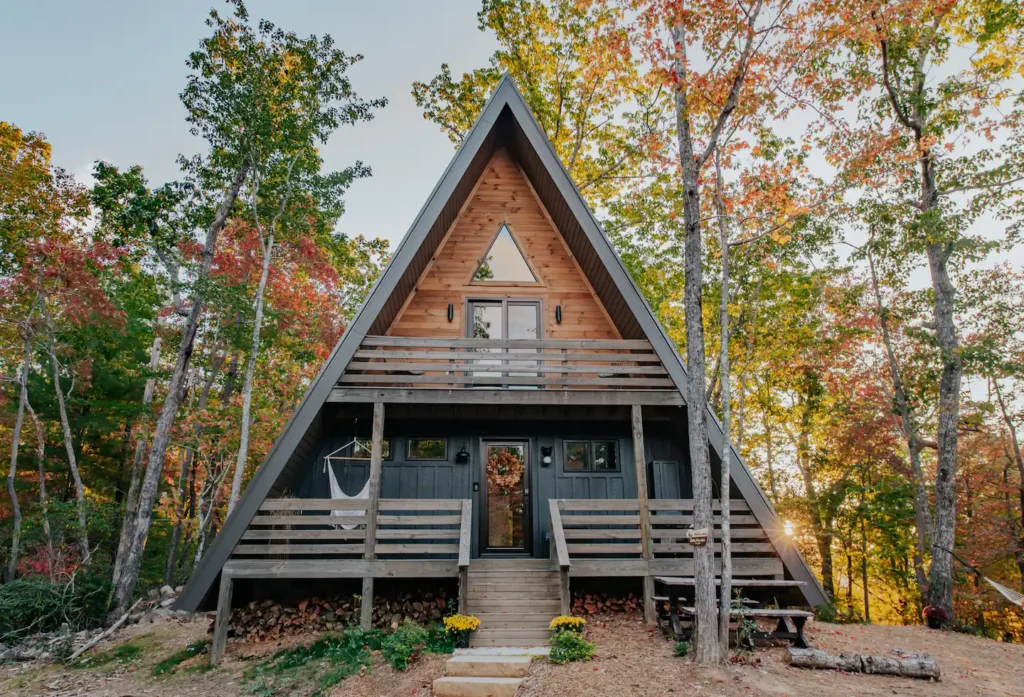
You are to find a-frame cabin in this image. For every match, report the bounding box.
[178,75,825,658]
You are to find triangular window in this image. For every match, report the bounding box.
[472,224,537,282]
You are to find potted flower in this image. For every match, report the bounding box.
[443,614,481,648]
[549,615,586,634]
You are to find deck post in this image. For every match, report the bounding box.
[211,572,233,665]
[631,404,656,626]
[360,402,385,629]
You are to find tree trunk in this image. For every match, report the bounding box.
[228,229,274,515]
[164,449,194,585]
[734,274,762,452]
[672,60,720,664]
[866,247,931,599]
[112,161,249,616]
[924,231,961,619]
[42,310,90,566]
[714,151,732,653]
[4,320,33,582]
[764,414,778,503]
[992,381,1024,592]
[112,336,162,590]
[26,401,55,581]
[861,513,870,623]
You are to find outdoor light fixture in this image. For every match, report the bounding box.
[540,446,553,467]
[555,305,562,323]
[455,445,470,464]
[447,303,454,322]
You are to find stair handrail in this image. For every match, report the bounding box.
[549,499,571,615]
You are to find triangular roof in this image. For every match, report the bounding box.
[177,75,826,610]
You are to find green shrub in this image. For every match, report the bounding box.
[425,622,457,654]
[548,630,596,664]
[381,620,429,670]
[0,575,111,642]
[673,641,689,658]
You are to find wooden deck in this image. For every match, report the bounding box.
[337,336,675,392]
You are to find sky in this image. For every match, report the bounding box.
[3,0,1020,284]
[1,0,497,250]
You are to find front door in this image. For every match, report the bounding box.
[481,440,530,554]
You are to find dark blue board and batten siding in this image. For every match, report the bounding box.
[293,422,691,559]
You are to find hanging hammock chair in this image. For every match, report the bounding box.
[322,438,372,530]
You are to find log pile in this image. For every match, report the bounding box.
[226,587,454,643]
[571,590,641,616]
[787,648,941,680]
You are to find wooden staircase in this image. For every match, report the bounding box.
[465,559,560,647]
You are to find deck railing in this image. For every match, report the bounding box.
[548,498,783,579]
[339,336,674,390]
[234,498,472,562]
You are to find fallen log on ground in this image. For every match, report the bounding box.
[787,648,940,680]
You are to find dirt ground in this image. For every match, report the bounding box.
[523,616,1024,697]
[1,614,1022,697]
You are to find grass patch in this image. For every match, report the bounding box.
[70,640,144,670]
[243,630,375,697]
[152,639,210,676]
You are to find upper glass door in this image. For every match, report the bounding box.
[467,300,540,386]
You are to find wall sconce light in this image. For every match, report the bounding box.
[447,303,454,322]
[540,446,553,467]
[455,445,470,464]
[555,305,562,324]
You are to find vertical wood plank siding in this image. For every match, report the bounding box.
[387,146,619,341]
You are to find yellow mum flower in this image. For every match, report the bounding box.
[444,614,481,633]
[549,615,586,632]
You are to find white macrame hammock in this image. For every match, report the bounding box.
[986,578,1024,610]
[937,545,1024,611]
[322,438,371,530]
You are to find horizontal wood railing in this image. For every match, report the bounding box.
[339,336,674,391]
[550,498,784,578]
[233,498,472,561]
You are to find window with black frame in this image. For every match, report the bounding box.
[562,440,619,472]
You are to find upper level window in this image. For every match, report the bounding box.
[472,224,537,283]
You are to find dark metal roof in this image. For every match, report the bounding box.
[176,74,826,612]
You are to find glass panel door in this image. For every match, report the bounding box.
[483,441,529,552]
[507,302,539,383]
[467,299,540,386]
[469,301,503,378]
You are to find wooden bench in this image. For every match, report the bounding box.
[653,577,811,648]
[673,607,813,648]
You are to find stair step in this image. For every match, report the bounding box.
[471,629,551,647]
[468,583,559,592]
[468,600,561,612]
[445,655,532,678]
[471,559,553,569]
[468,589,557,600]
[474,614,551,625]
[433,676,524,697]
[468,569,559,576]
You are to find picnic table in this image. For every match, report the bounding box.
[654,576,811,648]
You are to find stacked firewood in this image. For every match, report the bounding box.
[227,588,453,643]
[572,590,641,616]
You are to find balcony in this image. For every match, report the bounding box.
[331,336,682,406]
